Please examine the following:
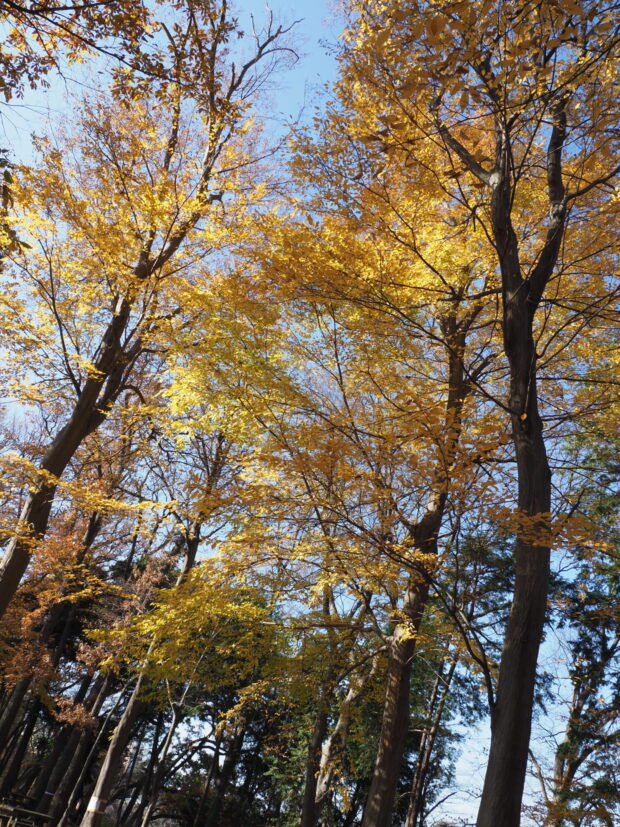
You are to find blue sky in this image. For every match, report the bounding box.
[240,0,342,119]
[0,0,343,164]
[0,4,574,823]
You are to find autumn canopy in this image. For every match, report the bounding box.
[0,1,618,826]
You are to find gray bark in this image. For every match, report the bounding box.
[79,675,145,827]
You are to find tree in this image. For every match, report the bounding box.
[2,1,620,824]
[233,56,504,826]
[531,430,620,827]
[335,2,620,823]
[0,0,294,619]
[0,0,150,103]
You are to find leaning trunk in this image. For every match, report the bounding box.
[0,698,40,795]
[314,651,379,820]
[0,296,140,619]
[80,676,145,827]
[27,671,94,806]
[139,706,183,827]
[48,674,112,822]
[0,676,31,757]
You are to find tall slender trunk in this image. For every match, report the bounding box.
[0,698,40,795]
[129,712,164,827]
[204,726,245,827]
[476,105,567,827]
[404,656,458,827]
[81,515,207,827]
[0,676,30,757]
[360,583,429,827]
[300,703,329,827]
[80,675,145,827]
[0,515,102,791]
[26,673,94,807]
[315,652,380,821]
[42,728,86,816]
[139,705,183,827]
[476,409,550,827]
[361,313,470,827]
[50,674,114,824]
[115,721,147,825]
[192,734,221,827]
[0,602,77,773]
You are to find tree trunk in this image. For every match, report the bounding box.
[50,674,114,824]
[476,306,551,826]
[300,703,329,827]
[476,108,566,826]
[204,726,245,827]
[0,699,40,795]
[192,734,221,827]
[360,583,428,827]
[114,721,147,825]
[29,673,94,808]
[124,711,163,826]
[139,706,183,826]
[0,294,140,619]
[361,313,469,827]
[80,675,145,827]
[0,512,101,763]
[32,724,78,809]
[315,650,379,822]
[405,656,457,827]
[0,676,30,758]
